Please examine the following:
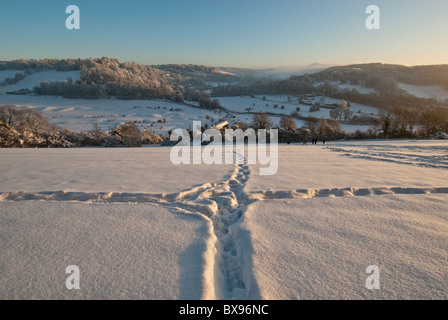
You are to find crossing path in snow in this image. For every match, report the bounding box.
[2,142,448,299]
[2,162,448,299]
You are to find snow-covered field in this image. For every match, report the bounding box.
[0,93,376,134]
[398,82,448,101]
[219,95,378,132]
[219,95,378,118]
[314,81,376,95]
[0,70,81,94]
[0,71,223,133]
[333,82,375,95]
[0,93,223,133]
[1,140,447,300]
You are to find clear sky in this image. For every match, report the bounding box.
[0,0,447,68]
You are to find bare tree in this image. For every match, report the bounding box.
[279,115,297,131]
[251,113,273,130]
[343,108,353,121]
[419,107,448,136]
[304,116,320,137]
[211,98,221,110]
[377,107,394,138]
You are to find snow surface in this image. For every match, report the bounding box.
[244,194,448,299]
[333,82,375,95]
[0,93,377,134]
[0,70,81,94]
[0,94,222,133]
[313,81,375,95]
[246,140,448,191]
[1,70,378,133]
[0,70,23,83]
[215,69,236,76]
[242,140,448,299]
[1,141,447,299]
[0,147,234,193]
[0,201,213,300]
[220,95,379,122]
[398,82,448,101]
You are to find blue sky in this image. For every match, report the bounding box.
[0,0,447,68]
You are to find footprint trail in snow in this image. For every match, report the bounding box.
[2,150,448,299]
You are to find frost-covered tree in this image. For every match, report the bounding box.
[112,122,142,147]
[0,105,52,147]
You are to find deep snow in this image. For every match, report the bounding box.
[0,201,214,300]
[1,141,447,299]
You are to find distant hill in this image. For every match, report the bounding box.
[229,63,336,79]
[2,59,448,108]
[0,58,244,100]
[211,63,448,110]
[306,63,448,91]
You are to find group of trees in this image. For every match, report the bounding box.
[251,113,346,143]
[30,58,235,105]
[154,64,240,84]
[315,81,446,111]
[1,58,232,103]
[3,103,447,149]
[235,112,346,142]
[251,113,274,130]
[329,100,353,121]
[1,71,31,87]
[302,117,345,140]
[237,106,448,142]
[0,105,162,148]
[378,105,448,138]
[311,63,448,91]
[33,58,179,100]
[0,104,54,148]
[279,115,296,131]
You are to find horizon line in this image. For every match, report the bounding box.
[1,57,448,70]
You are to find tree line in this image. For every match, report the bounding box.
[0,105,162,148]
[377,105,448,138]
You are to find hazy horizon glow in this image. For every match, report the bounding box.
[0,0,447,68]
